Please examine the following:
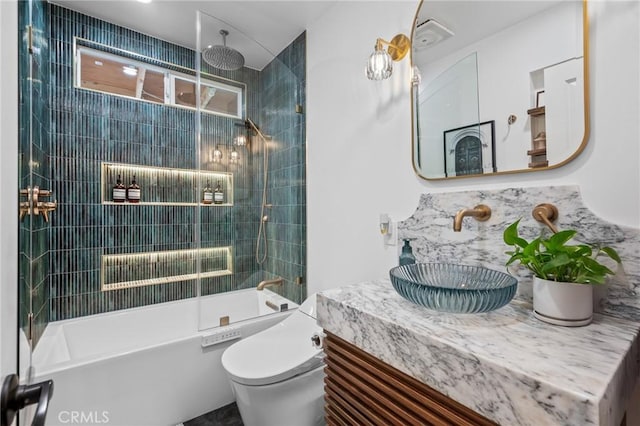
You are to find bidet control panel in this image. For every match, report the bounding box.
[201,326,242,348]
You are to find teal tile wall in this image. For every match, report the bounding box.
[259,33,307,304]
[41,4,306,319]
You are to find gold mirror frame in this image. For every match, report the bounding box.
[410,0,590,180]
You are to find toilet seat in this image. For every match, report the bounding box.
[221,310,324,386]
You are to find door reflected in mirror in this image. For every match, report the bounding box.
[411,0,588,179]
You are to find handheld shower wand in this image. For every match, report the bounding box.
[246,119,271,265]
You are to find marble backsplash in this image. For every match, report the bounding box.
[397,186,640,322]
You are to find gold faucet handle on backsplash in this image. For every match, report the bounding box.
[532,203,559,234]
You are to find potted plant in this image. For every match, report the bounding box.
[503,219,622,326]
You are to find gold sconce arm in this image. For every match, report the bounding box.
[375,34,411,61]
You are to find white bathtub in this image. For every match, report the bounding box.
[27,289,297,426]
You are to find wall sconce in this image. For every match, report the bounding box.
[234,127,247,146]
[230,147,239,163]
[366,34,411,80]
[212,145,223,163]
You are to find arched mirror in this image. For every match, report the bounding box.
[411,0,588,179]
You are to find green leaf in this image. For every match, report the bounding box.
[572,245,592,258]
[600,246,622,263]
[541,253,572,272]
[546,230,577,250]
[582,257,614,275]
[522,238,541,257]
[504,220,527,248]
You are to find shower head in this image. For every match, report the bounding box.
[202,29,245,71]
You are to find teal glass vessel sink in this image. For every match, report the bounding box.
[389,263,517,313]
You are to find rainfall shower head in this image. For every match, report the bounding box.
[202,29,245,71]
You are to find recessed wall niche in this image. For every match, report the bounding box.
[101,247,233,291]
[101,162,233,206]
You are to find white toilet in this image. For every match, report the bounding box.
[221,294,326,426]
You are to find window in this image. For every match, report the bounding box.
[75,40,244,119]
[171,75,242,118]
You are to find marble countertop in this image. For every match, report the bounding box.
[317,279,640,426]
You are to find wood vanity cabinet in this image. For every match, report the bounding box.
[323,332,497,426]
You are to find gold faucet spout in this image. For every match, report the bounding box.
[453,204,491,232]
[257,277,284,291]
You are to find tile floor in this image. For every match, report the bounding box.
[184,402,244,426]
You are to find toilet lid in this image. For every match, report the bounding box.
[221,310,324,386]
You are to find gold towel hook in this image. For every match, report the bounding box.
[532,203,559,234]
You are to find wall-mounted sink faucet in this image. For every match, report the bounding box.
[453,204,492,232]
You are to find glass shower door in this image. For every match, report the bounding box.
[195,10,307,332]
[3,0,56,424]
[17,0,52,378]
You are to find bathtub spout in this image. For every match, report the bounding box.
[257,277,283,291]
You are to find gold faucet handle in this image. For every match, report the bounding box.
[532,203,559,234]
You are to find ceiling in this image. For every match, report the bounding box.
[50,0,338,70]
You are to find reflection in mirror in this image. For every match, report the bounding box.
[411,0,588,179]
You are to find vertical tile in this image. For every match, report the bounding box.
[39,6,307,321]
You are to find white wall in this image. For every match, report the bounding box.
[0,0,18,378]
[306,0,639,293]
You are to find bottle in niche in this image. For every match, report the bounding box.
[112,174,126,203]
[127,175,141,203]
[213,181,224,205]
[202,180,213,205]
[399,239,416,266]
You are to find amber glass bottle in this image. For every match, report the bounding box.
[112,174,126,203]
[127,175,141,203]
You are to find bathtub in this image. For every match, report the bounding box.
[27,288,297,426]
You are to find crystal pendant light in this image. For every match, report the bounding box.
[233,132,247,146]
[230,147,239,163]
[212,145,223,163]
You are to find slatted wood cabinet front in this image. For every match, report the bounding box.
[323,332,498,426]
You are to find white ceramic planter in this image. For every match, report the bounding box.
[532,277,593,326]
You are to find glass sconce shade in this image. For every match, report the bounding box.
[230,147,239,163]
[212,146,223,163]
[366,47,393,80]
[234,134,247,146]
